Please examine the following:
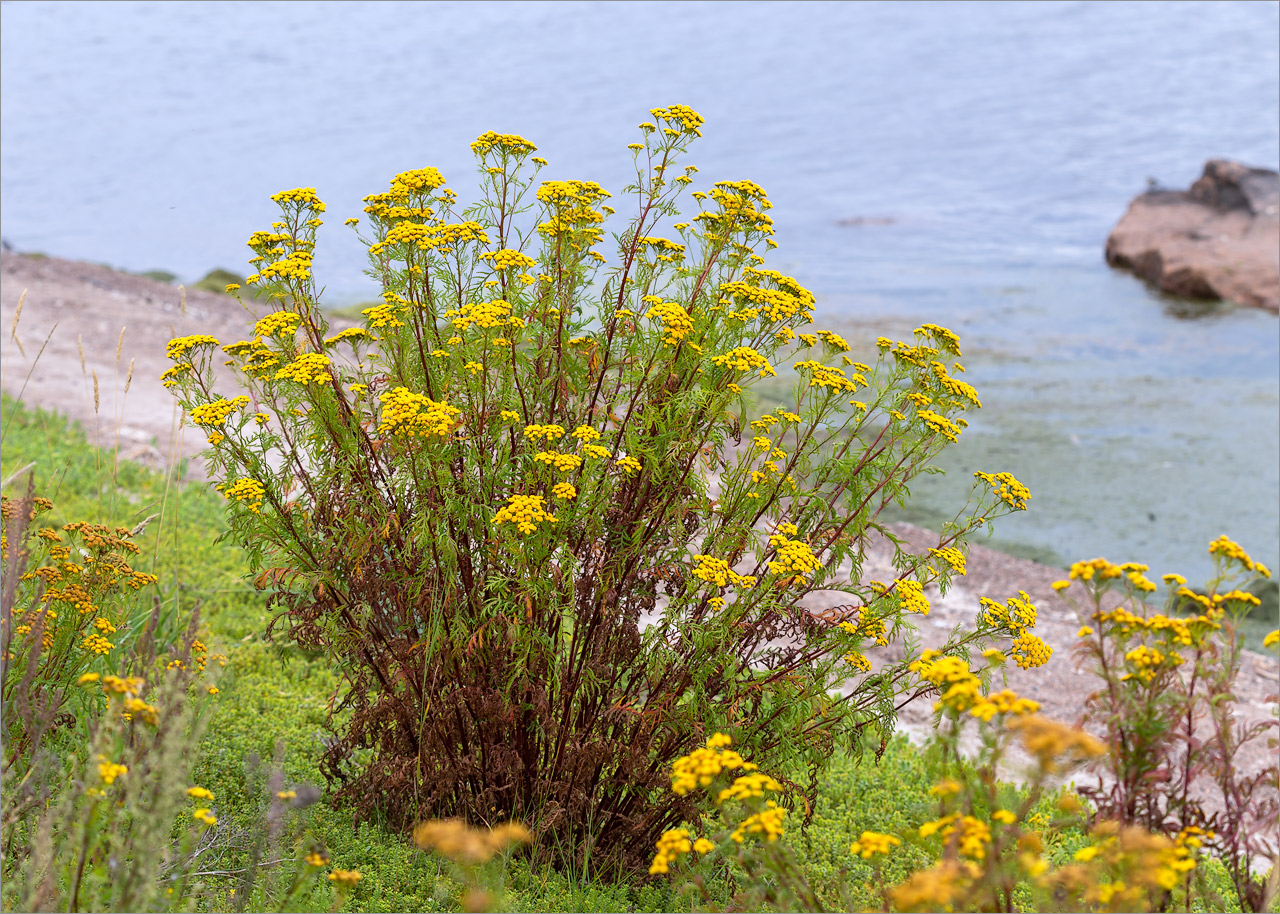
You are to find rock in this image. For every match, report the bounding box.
[1105,159,1279,312]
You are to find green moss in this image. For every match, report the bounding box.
[193,268,246,295]
[136,269,179,283]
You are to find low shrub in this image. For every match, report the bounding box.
[164,104,1047,872]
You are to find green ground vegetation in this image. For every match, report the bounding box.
[0,393,1256,912]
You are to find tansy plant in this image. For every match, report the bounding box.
[165,105,1043,872]
[647,710,1198,914]
[1056,537,1279,913]
[881,655,1200,914]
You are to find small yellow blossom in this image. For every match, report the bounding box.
[97,757,128,785]
[493,494,557,535]
[552,482,577,500]
[850,831,901,859]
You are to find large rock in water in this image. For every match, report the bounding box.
[1105,159,1279,312]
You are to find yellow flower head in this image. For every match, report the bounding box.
[493,494,557,536]
[850,831,901,859]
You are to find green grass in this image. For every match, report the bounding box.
[1,393,1261,913]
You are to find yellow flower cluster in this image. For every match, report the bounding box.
[645,299,693,344]
[483,248,537,271]
[361,293,406,329]
[492,494,557,535]
[896,579,930,615]
[691,555,757,589]
[811,329,848,352]
[650,103,704,135]
[250,249,314,285]
[160,363,192,388]
[888,858,981,911]
[82,633,113,655]
[649,828,694,875]
[713,346,773,376]
[1069,557,1124,581]
[471,131,538,156]
[218,478,265,513]
[930,361,982,408]
[1067,823,1197,901]
[717,771,781,803]
[123,695,160,725]
[253,311,302,338]
[1009,630,1053,670]
[370,220,490,257]
[929,546,966,576]
[766,525,820,584]
[636,236,686,261]
[450,298,516,331]
[917,409,962,441]
[246,229,291,251]
[1067,557,1158,592]
[718,274,813,324]
[325,327,371,347]
[189,396,249,428]
[670,733,755,796]
[571,425,599,442]
[534,451,582,473]
[969,688,1040,722]
[413,819,530,865]
[328,869,362,886]
[1265,629,1279,649]
[980,590,1037,630]
[850,830,901,859]
[270,187,325,211]
[694,182,775,239]
[1007,715,1106,767]
[376,387,461,439]
[221,338,281,376]
[916,322,962,356]
[275,352,331,385]
[912,655,1041,720]
[535,180,610,240]
[616,455,641,475]
[794,360,862,393]
[919,813,991,860]
[98,756,128,785]
[551,482,576,500]
[1208,534,1270,576]
[166,334,219,360]
[100,674,145,695]
[973,471,1030,511]
[1121,644,1179,683]
[392,166,448,194]
[730,802,786,844]
[523,423,566,441]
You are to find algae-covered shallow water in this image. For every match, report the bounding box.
[751,258,1279,587]
[1,0,1276,584]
